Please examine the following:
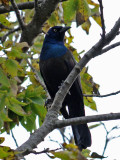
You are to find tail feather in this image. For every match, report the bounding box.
[72,124,91,150]
[62,79,92,150]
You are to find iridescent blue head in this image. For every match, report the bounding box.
[44,26,71,43]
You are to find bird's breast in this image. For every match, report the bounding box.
[40,54,69,94]
[40,43,67,60]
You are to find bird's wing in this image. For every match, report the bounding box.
[64,49,85,116]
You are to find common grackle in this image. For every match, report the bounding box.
[39,26,91,150]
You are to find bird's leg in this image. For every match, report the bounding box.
[45,98,53,110]
[58,80,64,89]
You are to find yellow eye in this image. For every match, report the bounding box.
[53,29,57,32]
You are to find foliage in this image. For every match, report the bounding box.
[0,0,102,159]
[51,143,105,160]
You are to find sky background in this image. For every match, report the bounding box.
[1,0,120,159]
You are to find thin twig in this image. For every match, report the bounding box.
[101,42,120,54]
[28,147,61,155]
[84,90,120,98]
[26,59,48,93]
[0,27,20,43]
[34,0,39,11]
[11,129,19,148]
[101,123,120,157]
[10,0,25,30]
[0,1,43,14]
[98,0,106,39]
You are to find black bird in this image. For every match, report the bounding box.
[39,26,91,150]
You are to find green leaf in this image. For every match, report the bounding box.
[0,137,5,144]
[84,97,97,111]
[6,98,27,116]
[0,57,5,64]
[48,11,59,25]
[0,68,10,87]
[0,15,11,26]
[89,123,101,129]
[0,45,3,51]
[20,104,36,132]
[30,97,45,106]
[5,59,18,77]
[0,118,3,129]
[82,149,91,158]
[63,0,77,23]
[4,40,13,48]
[25,85,46,99]
[0,95,6,111]
[32,104,47,125]
[0,110,12,122]
[0,146,15,159]
[52,150,74,160]
[10,97,27,106]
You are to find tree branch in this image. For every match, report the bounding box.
[84,89,120,98]
[0,27,20,43]
[0,1,38,14]
[20,0,60,47]
[98,0,106,39]
[34,0,39,12]
[10,0,25,30]
[100,41,120,55]
[55,113,120,128]
[26,59,47,92]
[16,112,120,158]
[101,123,120,156]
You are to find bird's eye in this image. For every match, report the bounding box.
[53,29,57,32]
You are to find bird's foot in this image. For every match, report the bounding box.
[58,80,71,95]
[58,80,64,89]
[45,98,53,110]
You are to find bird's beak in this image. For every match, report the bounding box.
[60,26,71,33]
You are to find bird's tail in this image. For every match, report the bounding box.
[72,124,91,150]
[62,79,92,150]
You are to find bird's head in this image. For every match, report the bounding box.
[44,26,71,43]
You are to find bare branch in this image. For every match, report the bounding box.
[0,27,20,43]
[55,113,120,128]
[98,0,106,39]
[29,147,61,155]
[0,1,38,14]
[10,0,25,30]
[101,122,120,156]
[20,0,60,46]
[101,41,120,54]
[26,59,46,90]
[11,129,18,148]
[34,0,39,12]
[16,112,120,158]
[84,89,120,98]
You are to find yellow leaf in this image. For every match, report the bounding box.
[76,0,91,26]
[0,137,5,144]
[81,19,91,34]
